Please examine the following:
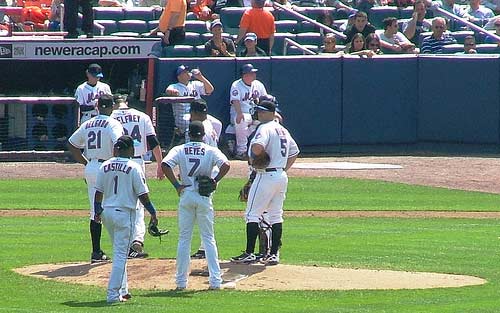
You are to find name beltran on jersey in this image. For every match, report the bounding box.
[85,120,110,129]
[184,146,205,155]
[114,114,140,124]
[103,162,132,174]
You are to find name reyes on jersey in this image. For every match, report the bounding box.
[184,146,205,155]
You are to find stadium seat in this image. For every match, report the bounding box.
[368,6,399,29]
[195,44,209,57]
[154,7,163,19]
[299,7,335,20]
[286,44,318,55]
[476,43,500,53]
[148,20,159,31]
[163,45,196,57]
[440,43,463,54]
[182,32,202,46]
[296,32,321,46]
[418,31,432,47]
[186,12,198,20]
[111,20,148,37]
[94,19,118,35]
[185,20,209,33]
[93,7,125,21]
[298,21,316,33]
[398,7,413,20]
[451,30,474,44]
[124,7,155,21]
[272,32,297,55]
[275,20,298,33]
[200,32,233,42]
[276,7,303,22]
[220,7,245,28]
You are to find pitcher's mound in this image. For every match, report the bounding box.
[13,259,485,291]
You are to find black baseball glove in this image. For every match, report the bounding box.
[148,220,169,237]
[251,151,270,169]
[197,175,217,197]
[238,171,256,202]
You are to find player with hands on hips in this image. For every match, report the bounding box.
[226,63,267,160]
[110,94,166,259]
[231,100,299,266]
[75,64,112,124]
[67,94,124,264]
[161,121,230,290]
[94,135,160,304]
[165,65,214,145]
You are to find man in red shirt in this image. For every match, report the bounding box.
[235,0,275,55]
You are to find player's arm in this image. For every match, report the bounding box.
[93,190,104,223]
[285,154,298,171]
[196,73,214,95]
[147,134,165,180]
[138,193,158,225]
[166,85,180,96]
[231,100,244,123]
[214,161,230,183]
[67,142,88,165]
[161,162,189,196]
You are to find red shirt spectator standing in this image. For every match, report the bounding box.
[235,0,275,55]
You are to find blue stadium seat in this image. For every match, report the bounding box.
[451,30,475,44]
[154,7,164,19]
[275,20,298,33]
[94,19,118,35]
[368,6,399,29]
[476,43,500,53]
[148,20,159,31]
[124,7,155,21]
[296,32,321,46]
[185,20,209,33]
[272,32,297,55]
[195,44,209,57]
[398,7,413,20]
[286,44,318,55]
[93,7,125,21]
[220,7,245,28]
[186,12,198,20]
[182,32,202,46]
[112,20,149,37]
[440,43,463,54]
[163,45,196,57]
[299,7,336,20]
[298,21,316,33]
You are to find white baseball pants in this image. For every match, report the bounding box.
[232,113,255,155]
[130,157,146,244]
[84,159,102,220]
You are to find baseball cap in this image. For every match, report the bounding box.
[114,135,134,150]
[176,64,190,76]
[87,63,104,78]
[244,32,257,42]
[241,63,258,75]
[255,100,276,112]
[113,93,128,104]
[210,19,223,30]
[189,120,205,137]
[98,94,114,108]
[190,99,208,113]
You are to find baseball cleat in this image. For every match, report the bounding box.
[262,254,279,266]
[208,285,221,290]
[230,252,256,264]
[191,249,206,259]
[128,248,149,259]
[91,250,110,264]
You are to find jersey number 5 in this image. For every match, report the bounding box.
[280,138,287,157]
[88,130,102,149]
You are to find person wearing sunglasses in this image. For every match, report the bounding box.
[420,17,457,53]
[458,35,478,54]
[365,33,383,54]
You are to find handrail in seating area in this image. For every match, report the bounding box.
[283,37,317,55]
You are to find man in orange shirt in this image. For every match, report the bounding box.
[150,0,187,46]
[235,0,275,55]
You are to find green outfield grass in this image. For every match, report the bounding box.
[1,177,500,211]
[1,216,500,312]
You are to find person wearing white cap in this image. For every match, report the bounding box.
[74,64,112,125]
[237,32,267,57]
[204,19,236,57]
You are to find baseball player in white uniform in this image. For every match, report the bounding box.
[75,63,112,124]
[94,135,160,304]
[161,121,230,290]
[165,65,215,143]
[226,63,268,160]
[231,100,299,266]
[67,94,124,263]
[110,95,165,259]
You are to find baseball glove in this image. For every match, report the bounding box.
[197,175,217,197]
[251,151,270,169]
[148,220,169,237]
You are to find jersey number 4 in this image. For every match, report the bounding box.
[123,125,141,142]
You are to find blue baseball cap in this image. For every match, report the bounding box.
[176,64,190,76]
[255,100,276,112]
[241,63,258,75]
[87,63,103,78]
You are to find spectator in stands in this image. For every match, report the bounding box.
[150,0,187,46]
[464,0,495,24]
[316,10,336,34]
[376,17,418,53]
[238,32,267,56]
[403,0,432,46]
[48,0,62,31]
[420,17,457,53]
[345,32,376,57]
[344,11,376,43]
[434,0,467,18]
[191,0,217,21]
[204,19,236,57]
[458,34,477,53]
[319,33,344,53]
[365,33,383,54]
[63,0,93,38]
[484,17,500,43]
[235,0,275,55]
[482,0,500,14]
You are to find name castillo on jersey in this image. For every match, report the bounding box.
[103,162,132,174]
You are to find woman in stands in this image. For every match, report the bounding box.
[365,33,383,54]
[346,32,376,57]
